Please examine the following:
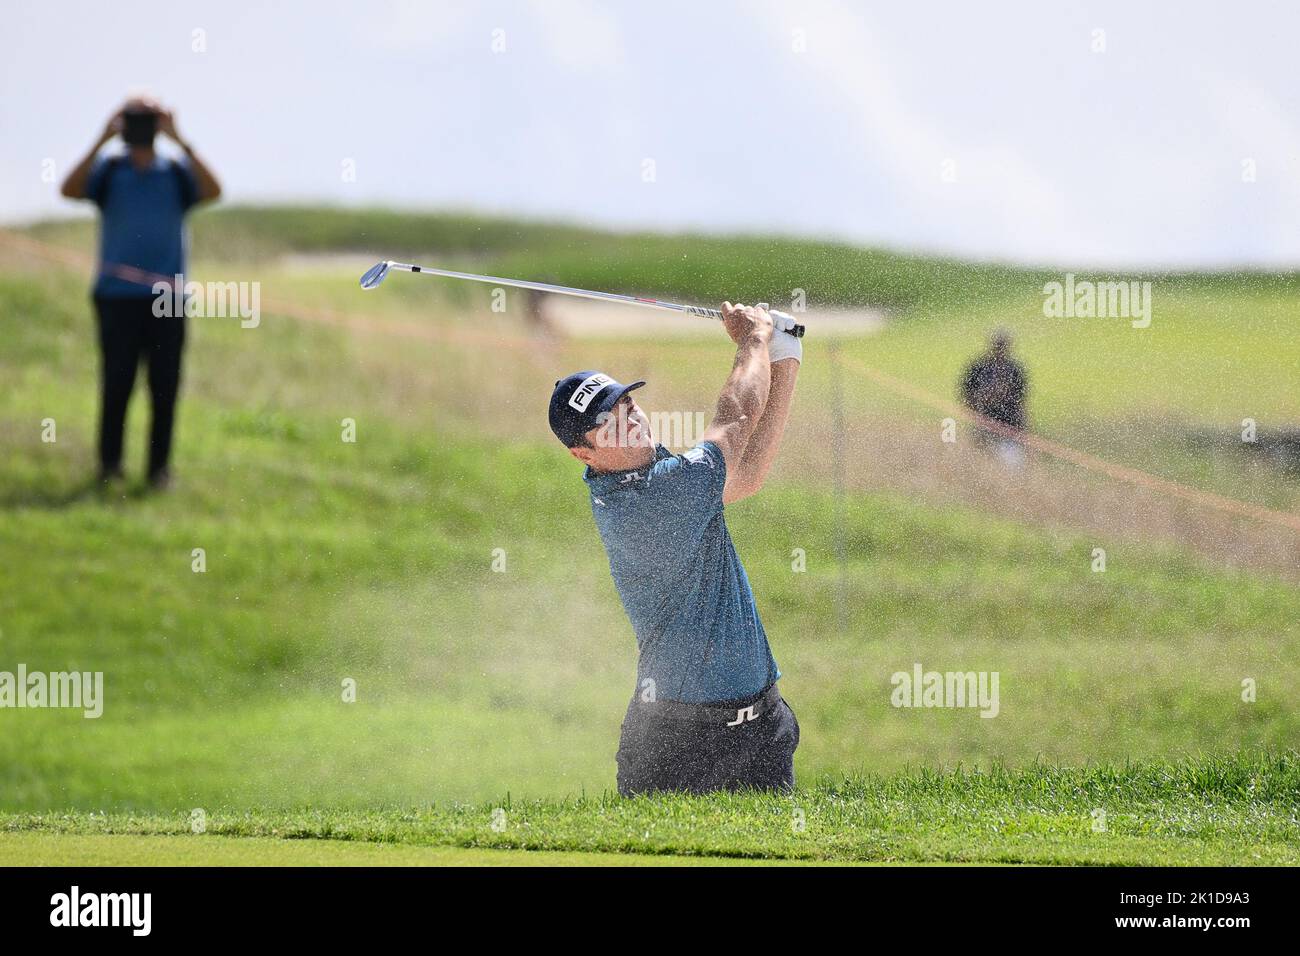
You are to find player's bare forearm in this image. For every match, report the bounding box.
[704,303,774,476]
[705,335,771,483]
[716,333,771,440]
[724,357,798,503]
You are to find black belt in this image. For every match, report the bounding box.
[633,683,782,727]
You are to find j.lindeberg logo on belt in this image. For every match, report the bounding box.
[727,704,758,726]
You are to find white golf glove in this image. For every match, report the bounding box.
[758,303,802,365]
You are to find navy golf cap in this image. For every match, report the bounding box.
[549,370,646,447]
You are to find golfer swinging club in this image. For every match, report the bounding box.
[549,301,802,795]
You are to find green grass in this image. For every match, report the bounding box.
[2,258,1297,814]
[3,207,1299,865]
[24,205,1299,507]
[24,206,1048,313]
[26,204,1300,315]
[825,290,1300,509]
[5,754,1296,865]
[0,834,835,867]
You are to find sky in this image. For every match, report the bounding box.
[4,0,1300,267]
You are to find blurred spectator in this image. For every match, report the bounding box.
[524,288,554,334]
[60,96,221,489]
[961,329,1028,467]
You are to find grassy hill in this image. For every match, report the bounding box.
[1,207,1297,863]
[27,204,1300,313]
[22,206,1300,512]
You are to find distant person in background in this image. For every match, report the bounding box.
[60,96,221,489]
[961,329,1028,468]
[523,288,554,335]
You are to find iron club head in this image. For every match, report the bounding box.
[359,260,392,290]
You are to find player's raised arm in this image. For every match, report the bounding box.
[722,306,801,504]
[703,302,773,494]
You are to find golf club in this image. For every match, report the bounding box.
[359,259,806,337]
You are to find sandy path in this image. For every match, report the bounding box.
[541,297,886,338]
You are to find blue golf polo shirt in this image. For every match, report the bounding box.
[584,441,780,704]
[85,154,199,298]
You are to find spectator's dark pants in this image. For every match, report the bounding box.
[616,684,799,796]
[93,295,186,477]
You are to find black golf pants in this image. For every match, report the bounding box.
[93,295,186,477]
[616,685,800,796]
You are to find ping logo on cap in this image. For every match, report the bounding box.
[568,373,613,412]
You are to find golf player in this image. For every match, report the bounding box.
[548,302,802,795]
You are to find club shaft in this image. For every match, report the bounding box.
[383,261,805,336]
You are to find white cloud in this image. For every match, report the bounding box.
[752,0,1078,261]
[1203,72,1300,260]
[528,0,625,71]
[6,0,1300,266]
[363,0,474,53]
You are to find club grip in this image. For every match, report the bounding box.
[772,312,806,338]
[695,306,806,337]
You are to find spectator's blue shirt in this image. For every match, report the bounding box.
[584,440,779,704]
[85,154,198,298]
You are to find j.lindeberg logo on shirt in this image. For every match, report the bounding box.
[683,445,715,468]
